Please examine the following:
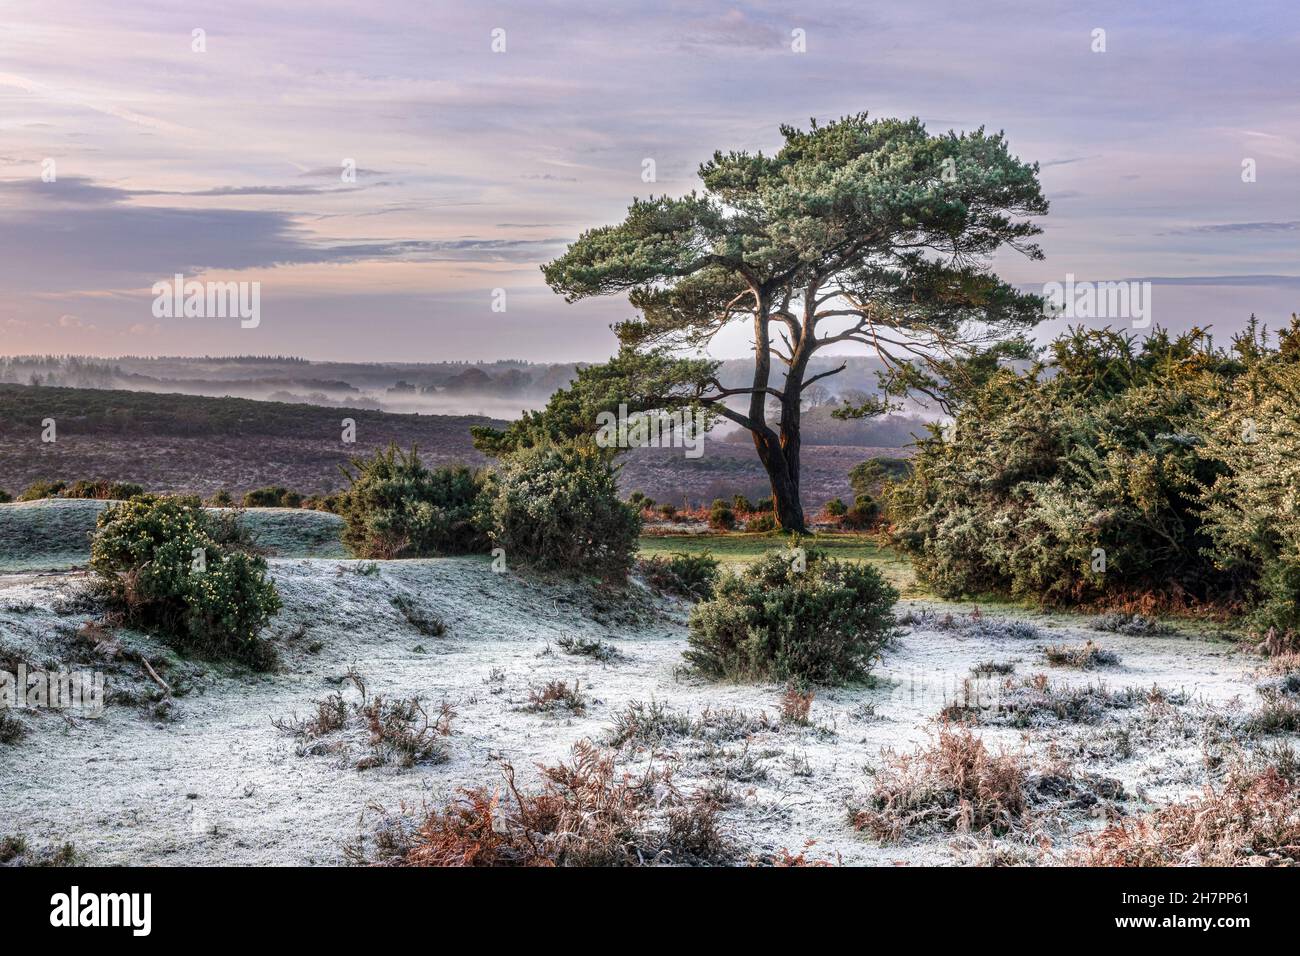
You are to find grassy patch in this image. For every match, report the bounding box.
[605,700,776,750]
[1043,641,1120,670]
[523,680,587,716]
[273,670,453,769]
[555,634,621,662]
[638,533,915,590]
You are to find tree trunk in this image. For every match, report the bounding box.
[753,430,806,532]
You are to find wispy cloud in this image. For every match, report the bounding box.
[1170,221,1300,235]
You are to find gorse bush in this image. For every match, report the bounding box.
[842,494,880,530]
[637,551,720,600]
[889,326,1240,606]
[17,479,145,502]
[338,445,489,559]
[90,494,281,668]
[708,499,736,530]
[488,441,641,581]
[242,486,305,508]
[1197,345,1300,634]
[889,319,1300,632]
[685,548,898,685]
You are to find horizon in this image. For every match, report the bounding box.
[2,1,1298,361]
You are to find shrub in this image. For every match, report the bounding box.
[556,634,621,662]
[302,493,343,513]
[89,494,281,667]
[841,494,879,530]
[746,513,777,533]
[605,701,775,749]
[0,711,25,744]
[708,499,736,531]
[732,495,755,515]
[985,675,1156,726]
[1089,611,1172,636]
[637,551,720,600]
[390,594,446,637]
[206,489,234,507]
[0,489,10,504]
[17,480,64,501]
[488,441,641,581]
[849,457,910,499]
[779,685,815,725]
[64,479,145,500]
[18,478,146,502]
[1198,338,1300,634]
[657,503,677,519]
[824,498,847,517]
[16,479,144,501]
[338,445,489,559]
[887,326,1240,606]
[685,548,898,685]
[242,486,290,508]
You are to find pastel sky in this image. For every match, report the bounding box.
[1,0,1297,361]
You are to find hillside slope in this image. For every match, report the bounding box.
[0,384,902,506]
[0,500,346,573]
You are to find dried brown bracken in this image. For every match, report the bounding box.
[1074,766,1300,866]
[852,725,1029,840]
[348,741,730,867]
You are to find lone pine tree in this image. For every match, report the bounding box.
[535,113,1049,531]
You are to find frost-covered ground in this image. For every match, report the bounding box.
[0,549,1280,867]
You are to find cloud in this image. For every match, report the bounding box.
[0,176,387,204]
[0,176,566,292]
[0,71,192,135]
[298,166,386,178]
[1170,221,1300,235]
[680,9,786,51]
[0,177,136,204]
